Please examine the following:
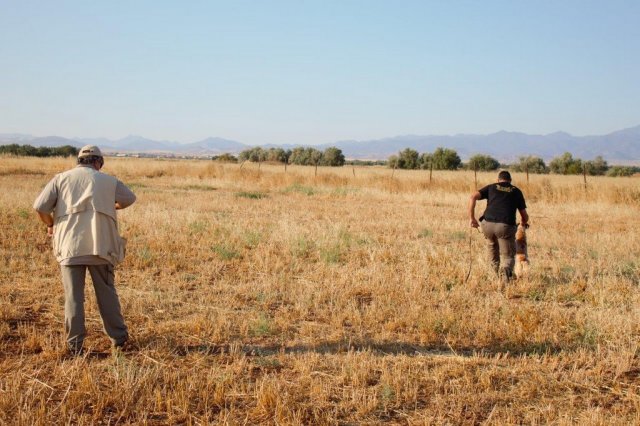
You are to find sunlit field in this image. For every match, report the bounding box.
[1,155,639,424]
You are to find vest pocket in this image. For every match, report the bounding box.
[108,236,127,264]
[117,236,127,262]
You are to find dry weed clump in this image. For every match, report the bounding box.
[1,156,639,424]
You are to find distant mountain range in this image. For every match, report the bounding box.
[2,125,639,163]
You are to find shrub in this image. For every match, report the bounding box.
[212,153,238,163]
[511,156,548,174]
[430,147,461,170]
[607,166,638,177]
[467,154,500,171]
[238,147,263,162]
[549,152,583,174]
[321,147,345,167]
[550,153,610,176]
[389,147,462,170]
[235,191,267,199]
[289,147,324,166]
[583,156,608,176]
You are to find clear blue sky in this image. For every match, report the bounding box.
[1,0,638,145]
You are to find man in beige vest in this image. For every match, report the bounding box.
[34,145,136,354]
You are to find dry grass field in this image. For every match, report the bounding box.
[1,155,639,425]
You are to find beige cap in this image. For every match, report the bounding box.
[78,145,103,158]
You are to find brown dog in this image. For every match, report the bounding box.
[514,223,529,278]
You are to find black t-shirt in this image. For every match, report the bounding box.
[478,182,526,225]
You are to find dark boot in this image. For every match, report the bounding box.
[500,267,513,285]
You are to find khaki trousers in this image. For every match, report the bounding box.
[61,264,128,350]
[480,220,517,276]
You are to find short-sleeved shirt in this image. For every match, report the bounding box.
[478,182,526,226]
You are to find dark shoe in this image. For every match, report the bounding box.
[500,268,513,284]
[113,337,137,352]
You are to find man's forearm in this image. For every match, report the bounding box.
[36,211,54,227]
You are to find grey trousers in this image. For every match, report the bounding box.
[480,220,517,275]
[61,264,128,349]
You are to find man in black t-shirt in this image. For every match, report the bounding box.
[468,170,529,283]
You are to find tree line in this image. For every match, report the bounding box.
[387,147,638,177]
[238,146,345,167]
[0,144,79,157]
[2,142,636,176]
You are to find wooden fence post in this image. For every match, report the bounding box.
[474,165,478,189]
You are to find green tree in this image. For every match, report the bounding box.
[289,147,324,166]
[467,154,500,171]
[289,147,307,165]
[606,166,637,177]
[239,147,267,163]
[310,149,323,166]
[56,145,79,157]
[430,147,461,170]
[511,156,548,174]
[264,148,287,163]
[389,148,420,169]
[583,156,608,176]
[213,153,238,163]
[321,147,345,166]
[549,152,583,174]
[418,153,433,169]
[238,148,252,162]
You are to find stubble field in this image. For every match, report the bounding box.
[1,156,640,425]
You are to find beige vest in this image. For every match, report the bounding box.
[52,166,126,265]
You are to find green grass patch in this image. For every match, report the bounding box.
[136,245,155,267]
[180,184,217,191]
[618,261,638,284]
[290,236,315,258]
[17,208,30,219]
[235,191,267,199]
[331,187,359,197]
[188,220,208,235]
[418,228,432,238]
[242,230,263,248]
[250,314,275,337]
[211,243,241,260]
[284,183,318,196]
[0,168,44,176]
[126,182,148,191]
[450,231,467,240]
[320,244,343,264]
